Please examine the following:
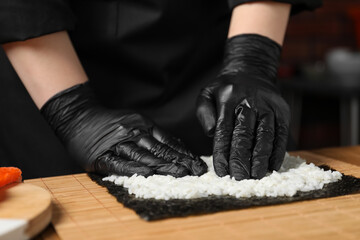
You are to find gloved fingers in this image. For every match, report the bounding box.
[116,142,191,177]
[196,88,217,137]
[212,103,234,177]
[269,123,289,171]
[151,126,195,158]
[95,152,154,177]
[155,163,190,178]
[250,112,275,179]
[136,135,184,162]
[228,104,256,180]
[116,142,168,167]
[151,128,208,176]
[177,155,208,176]
[137,136,206,176]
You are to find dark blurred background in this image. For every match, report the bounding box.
[279,0,360,150]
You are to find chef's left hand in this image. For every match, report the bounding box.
[196,34,290,180]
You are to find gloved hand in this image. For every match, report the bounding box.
[196,34,290,180]
[41,83,207,177]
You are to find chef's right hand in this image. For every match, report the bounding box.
[196,34,290,180]
[41,83,207,177]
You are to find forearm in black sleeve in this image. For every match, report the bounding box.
[228,0,322,15]
[0,0,75,44]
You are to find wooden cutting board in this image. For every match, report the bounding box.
[0,183,52,240]
[26,147,360,240]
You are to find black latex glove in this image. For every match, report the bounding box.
[41,83,207,177]
[196,34,290,180]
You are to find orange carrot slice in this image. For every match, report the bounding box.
[0,167,22,188]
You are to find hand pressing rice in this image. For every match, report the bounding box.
[103,154,342,200]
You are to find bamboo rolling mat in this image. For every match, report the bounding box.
[26,147,360,240]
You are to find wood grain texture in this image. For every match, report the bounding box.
[0,183,52,238]
[25,146,360,240]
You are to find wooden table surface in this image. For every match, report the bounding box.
[27,146,360,240]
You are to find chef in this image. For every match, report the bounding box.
[0,0,321,179]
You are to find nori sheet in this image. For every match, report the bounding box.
[88,165,360,221]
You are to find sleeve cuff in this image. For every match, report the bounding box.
[0,0,75,44]
[228,0,322,15]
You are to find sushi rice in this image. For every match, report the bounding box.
[103,153,342,200]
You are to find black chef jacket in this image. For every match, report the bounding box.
[0,0,321,179]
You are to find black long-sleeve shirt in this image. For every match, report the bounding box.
[0,0,321,44]
[0,0,321,178]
